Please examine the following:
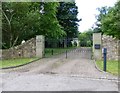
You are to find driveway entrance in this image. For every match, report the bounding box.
[1,47,118,91]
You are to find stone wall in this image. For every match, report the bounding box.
[1,38,36,59]
[1,35,45,60]
[102,35,119,61]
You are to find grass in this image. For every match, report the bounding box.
[44,47,76,57]
[0,58,39,68]
[96,60,118,76]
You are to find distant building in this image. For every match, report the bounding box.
[71,38,80,47]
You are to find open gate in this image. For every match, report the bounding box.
[44,37,92,59]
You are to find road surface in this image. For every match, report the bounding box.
[0,48,118,91]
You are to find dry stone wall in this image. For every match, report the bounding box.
[1,38,36,59]
[102,35,119,61]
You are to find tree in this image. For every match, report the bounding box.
[38,2,65,39]
[79,29,93,47]
[57,2,80,38]
[94,6,110,33]
[95,1,120,39]
[101,1,120,39]
[2,2,65,49]
[2,2,31,48]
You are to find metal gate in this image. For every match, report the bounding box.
[44,38,92,59]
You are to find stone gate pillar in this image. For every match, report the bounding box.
[36,35,45,58]
[93,33,102,60]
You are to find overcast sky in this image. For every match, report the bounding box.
[75,0,117,32]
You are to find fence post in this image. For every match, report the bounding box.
[66,50,67,59]
[52,49,53,55]
[102,48,107,71]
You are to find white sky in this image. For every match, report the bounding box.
[75,0,117,32]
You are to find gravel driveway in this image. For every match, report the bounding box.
[0,48,118,91]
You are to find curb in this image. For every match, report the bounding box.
[93,59,118,80]
[93,59,104,73]
[1,58,41,69]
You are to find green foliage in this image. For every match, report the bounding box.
[94,6,110,33]
[57,2,80,38]
[95,1,120,39]
[2,2,80,49]
[2,2,31,48]
[101,1,120,39]
[39,2,66,39]
[79,29,93,47]
[2,2,65,49]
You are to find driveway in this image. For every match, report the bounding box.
[0,48,118,91]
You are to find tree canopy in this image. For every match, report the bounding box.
[94,1,120,39]
[2,2,66,49]
[79,29,93,47]
[2,2,80,49]
[101,1,120,39]
[57,2,80,38]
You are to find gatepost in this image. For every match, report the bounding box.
[93,33,102,60]
[36,35,45,58]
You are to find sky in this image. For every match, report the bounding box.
[75,0,118,32]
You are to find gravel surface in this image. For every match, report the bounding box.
[0,48,118,91]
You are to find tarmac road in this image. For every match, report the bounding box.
[0,48,118,91]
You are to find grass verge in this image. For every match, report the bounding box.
[96,60,118,76]
[0,58,39,68]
